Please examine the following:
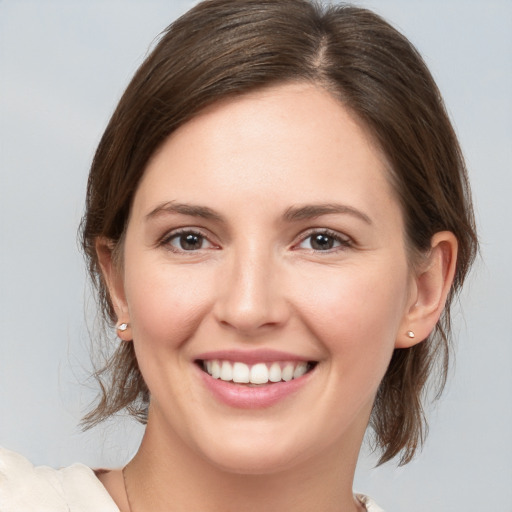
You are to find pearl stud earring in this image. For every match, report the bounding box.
[406,330,415,339]
[117,322,129,332]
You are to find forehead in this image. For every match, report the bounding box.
[132,83,400,228]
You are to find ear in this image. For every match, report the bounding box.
[96,237,131,341]
[396,231,458,348]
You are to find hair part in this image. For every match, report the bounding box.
[80,0,477,465]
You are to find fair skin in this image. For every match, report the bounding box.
[97,83,457,512]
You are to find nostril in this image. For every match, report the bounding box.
[213,273,290,333]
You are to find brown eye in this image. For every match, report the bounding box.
[310,233,336,250]
[168,231,211,251]
[297,230,349,252]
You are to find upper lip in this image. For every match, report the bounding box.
[194,349,314,364]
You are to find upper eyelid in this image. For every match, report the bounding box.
[294,227,352,243]
[157,226,352,249]
[162,227,206,237]
[159,227,217,248]
[290,229,354,253]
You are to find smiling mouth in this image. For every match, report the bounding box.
[196,360,317,385]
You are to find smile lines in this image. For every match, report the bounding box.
[199,360,314,385]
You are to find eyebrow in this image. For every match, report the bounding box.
[146,201,372,225]
[146,201,225,222]
[283,203,372,225]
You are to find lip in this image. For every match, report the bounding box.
[194,349,311,365]
[193,350,316,409]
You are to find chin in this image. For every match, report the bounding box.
[191,422,318,476]
[202,444,306,476]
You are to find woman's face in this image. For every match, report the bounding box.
[114,83,417,473]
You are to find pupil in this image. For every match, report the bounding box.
[181,233,201,250]
[311,234,333,250]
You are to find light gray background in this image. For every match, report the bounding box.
[1,1,511,510]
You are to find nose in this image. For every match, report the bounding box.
[213,244,289,335]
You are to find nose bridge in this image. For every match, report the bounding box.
[215,237,287,333]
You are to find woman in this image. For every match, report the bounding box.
[0,1,477,510]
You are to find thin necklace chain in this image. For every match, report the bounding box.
[122,465,134,512]
[121,464,367,512]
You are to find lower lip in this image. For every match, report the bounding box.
[196,365,313,409]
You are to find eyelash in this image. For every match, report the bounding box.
[294,229,352,253]
[159,228,352,254]
[160,228,215,253]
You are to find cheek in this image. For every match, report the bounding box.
[293,260,410,360]
[124,260,215,350]
[293,263,411,426]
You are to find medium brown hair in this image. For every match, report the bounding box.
[80,0,477,465]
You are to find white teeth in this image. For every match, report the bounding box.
[220,361,233,381]
[268,362,282,382]
[232,362,250,383]
[250,363,269,384]
[281,363,294,382]
[203,359,311,384]
[293,362,308,379]
[211,360,221,379]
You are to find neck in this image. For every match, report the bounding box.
[124,409,367,512]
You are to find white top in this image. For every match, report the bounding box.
[0,446,384,511]
[0,447,118,511]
